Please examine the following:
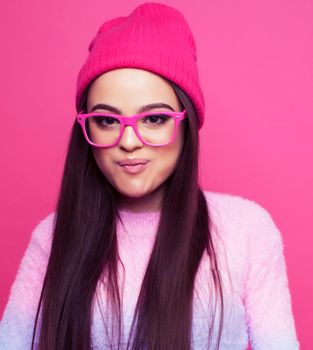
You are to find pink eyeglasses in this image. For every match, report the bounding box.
[76,109,187,148]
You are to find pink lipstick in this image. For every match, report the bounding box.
[117,158,150,174]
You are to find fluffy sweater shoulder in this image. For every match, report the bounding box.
[203,191,299,349]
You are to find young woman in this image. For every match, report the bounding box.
[0,2,300,349]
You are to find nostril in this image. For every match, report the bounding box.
[118,126,144,148]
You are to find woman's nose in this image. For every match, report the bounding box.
[118,125,144,151]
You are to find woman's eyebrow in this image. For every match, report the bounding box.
[90,104,120,113]
[138,103,175,112]
[90,103,175,113]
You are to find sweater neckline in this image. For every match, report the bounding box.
[117,208,161,234]
[118,208,161,214]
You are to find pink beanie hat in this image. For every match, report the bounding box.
[76,2,205,129]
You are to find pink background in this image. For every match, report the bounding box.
[0,0,312,348]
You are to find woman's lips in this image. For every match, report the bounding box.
[118,162,150,174]
[116,158,150,174]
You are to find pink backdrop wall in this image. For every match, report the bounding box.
[0,0,312,348]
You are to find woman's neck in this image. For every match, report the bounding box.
[117,186,163,213]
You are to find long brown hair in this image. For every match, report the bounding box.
[31,81,224,350]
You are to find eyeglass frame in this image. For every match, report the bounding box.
[76,109,187,148]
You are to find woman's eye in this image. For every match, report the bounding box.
[143,114,169,125]
[94,116,120,126]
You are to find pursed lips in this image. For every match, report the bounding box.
[117,158,150,166]
[116,158,150,174]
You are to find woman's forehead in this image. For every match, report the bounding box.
[86,68,181,112]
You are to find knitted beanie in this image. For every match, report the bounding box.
[76,2,205,129]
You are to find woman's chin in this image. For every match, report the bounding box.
[117,187,150,199]
[112,178,153,198]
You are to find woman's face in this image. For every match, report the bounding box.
[86,68,185,211]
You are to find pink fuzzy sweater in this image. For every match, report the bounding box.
[0,191,300,349]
